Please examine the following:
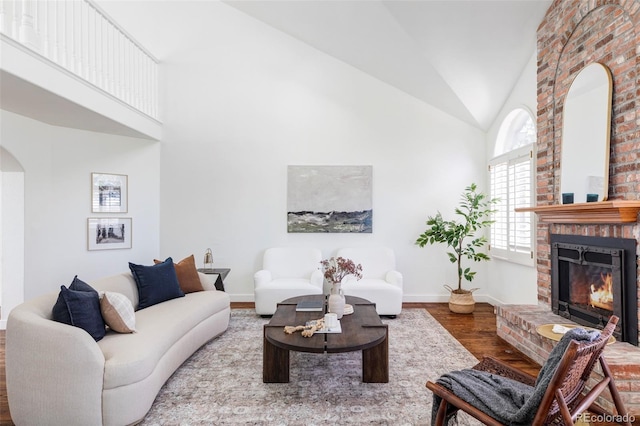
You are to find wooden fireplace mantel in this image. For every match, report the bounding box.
[515,200,640,224]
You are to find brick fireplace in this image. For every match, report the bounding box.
[495,0,640,415]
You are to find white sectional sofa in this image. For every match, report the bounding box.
[6,270,230,426]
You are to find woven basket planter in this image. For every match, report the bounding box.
[445,286,478,314]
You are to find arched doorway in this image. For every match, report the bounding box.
[1,147,25,329]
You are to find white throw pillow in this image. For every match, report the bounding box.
[100,291,136,333]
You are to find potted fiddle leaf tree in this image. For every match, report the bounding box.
[416,183,498,313]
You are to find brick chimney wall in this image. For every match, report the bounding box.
[495,0,640,415]
[536,0,640,310]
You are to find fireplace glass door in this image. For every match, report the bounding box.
[552,242,623,339]
[562,261,619,316]
[551,234,638,345]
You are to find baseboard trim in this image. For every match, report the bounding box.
[228,293,499,305]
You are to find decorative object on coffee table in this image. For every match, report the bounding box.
[328,283,346,318]
[321,256,362,318]
[295,299,324,312]
[283,316,342,337]
[284,318,325,337]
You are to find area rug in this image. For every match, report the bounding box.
[141,309,482,425]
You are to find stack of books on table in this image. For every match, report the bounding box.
[295,300,324,312]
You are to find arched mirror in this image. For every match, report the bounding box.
[560,63,612,204]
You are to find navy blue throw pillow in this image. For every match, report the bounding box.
[60,286,105,341]
[52,275,99,326]
[129,257,185,310]
[52,276,105,341]
[69,275,97,294]
[52,288,72,325]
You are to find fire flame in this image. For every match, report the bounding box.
[590,272,614,310]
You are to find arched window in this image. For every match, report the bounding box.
[489,108,535,265]
[495,109,536,155]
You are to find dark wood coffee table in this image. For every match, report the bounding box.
[263,294,388,383]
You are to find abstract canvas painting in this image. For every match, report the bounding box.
[287,165,372,233]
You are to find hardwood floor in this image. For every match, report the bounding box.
[420,302,541,376]
[0,302,540,425]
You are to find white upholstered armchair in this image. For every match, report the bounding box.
[337,247,403,316]
[254,247,324,315]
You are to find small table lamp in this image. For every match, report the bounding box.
[203,248,214,270]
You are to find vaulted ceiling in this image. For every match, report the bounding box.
[1,1,552,135]
[222,1,551,129]
[98,0,551,131]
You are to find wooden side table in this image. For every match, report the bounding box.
[197,268,230,292]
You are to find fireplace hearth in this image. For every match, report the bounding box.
[551,234,638,345]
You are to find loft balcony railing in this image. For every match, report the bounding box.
[0,0,159,120]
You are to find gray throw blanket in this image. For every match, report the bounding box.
[431,328,601,425]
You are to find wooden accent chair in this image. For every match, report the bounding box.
[427,316,631,425]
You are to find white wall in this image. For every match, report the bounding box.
[484,50,538,305]
[0,147,24,327]
[2,1,540,308]
[0,110,161,301]
[157,3,488,302]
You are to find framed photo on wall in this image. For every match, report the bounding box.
[88,217,132,250]
[92,173,128,213]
